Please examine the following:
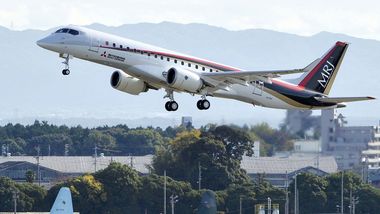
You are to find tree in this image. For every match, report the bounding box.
[324,172,362,213]
[139,174,200,214]
[44,174,105,213]
[289,173,328,213]
[94,162,141,213]
[25,170,35,183]
[356,184,380,214]
[152,126,254,190]
[0,176,46,212]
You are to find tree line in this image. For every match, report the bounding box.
[0,121,293,157]
[0,125,379,213]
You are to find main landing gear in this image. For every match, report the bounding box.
[62,54,71,75]
[197,95,210,110]
[164,89,179,111]
[163,90,211,111]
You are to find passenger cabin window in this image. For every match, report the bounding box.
[188,63,191,67]
[120,45,123,49]
[202,67,205,71]
[105,41,109,45]
[174,59,177,63]
[167,57,170,62]
[195,65,199,69]
[181,61,184,65]
[113,43,116,48]
[127,47,130,50]
[155,55,157,58]
[161,56,164,60]
[210,69,213,72]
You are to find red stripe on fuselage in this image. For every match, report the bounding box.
[272,79,305,91]
[99,45,240,72]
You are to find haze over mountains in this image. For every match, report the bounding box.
[0,22,379,127]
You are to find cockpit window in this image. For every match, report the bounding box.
[55,28,80,36]
[68,29,79,35]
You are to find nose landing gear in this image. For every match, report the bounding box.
[61,54,71,75]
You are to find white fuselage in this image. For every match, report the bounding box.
[37,25,313,110]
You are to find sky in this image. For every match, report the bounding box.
[1,0,380,40]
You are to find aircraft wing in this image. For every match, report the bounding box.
[315,96,376,103]
[200,69,304,89]
[202,69,304,79]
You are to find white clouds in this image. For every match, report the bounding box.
[1,0,380,40]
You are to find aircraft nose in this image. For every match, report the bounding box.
[36,37,50,49]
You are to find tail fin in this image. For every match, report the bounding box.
[50,187,73,214]
[298,41,349,95]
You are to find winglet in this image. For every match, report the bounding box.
[50,187,74,214]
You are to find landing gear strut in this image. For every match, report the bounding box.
[62,54,70,75]
[164,89,179,111]
[197,95,210,110]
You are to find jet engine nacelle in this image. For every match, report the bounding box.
[166,67,203,92]
[110,71,148,95]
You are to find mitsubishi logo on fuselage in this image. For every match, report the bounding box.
[318,60,335,88]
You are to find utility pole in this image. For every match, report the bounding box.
[170,194,178,214]
[12,189,19,214]
[198,162,202,191]
[294,173,297,214]
[164,170,167,214]
[285,171,289,214]
[352,196,359,214]
[349,188,352,214]
[94,144,98,172]
[35,145,41,186]
[341,171,344,214]
[268,197,271,214]
[239,196,242,214]
[130,155,134,168]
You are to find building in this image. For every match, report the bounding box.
[181,116,193,127]
[0,154,338,189]
[253,141,260,157]
[321,109,380,170]
[241,156,338,187]
[0,155,152,187]
[293,140,321,154]
[284,110,320,137]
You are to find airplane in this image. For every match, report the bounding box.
[50,187,74,214]
[36,25,375,111]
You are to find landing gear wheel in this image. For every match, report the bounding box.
[165,101,179,111]
[197,100,204,110]
[165,101,171,111]
[201,100,210,110]
[62,69,70,75]
[197,100,210,110]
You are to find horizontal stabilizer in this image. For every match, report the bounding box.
[315,96,375,103]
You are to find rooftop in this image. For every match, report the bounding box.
[241,156,338,174]
[0,156,152,174]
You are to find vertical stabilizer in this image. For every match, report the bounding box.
[50,187,74,214]
[298,41,349,95]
